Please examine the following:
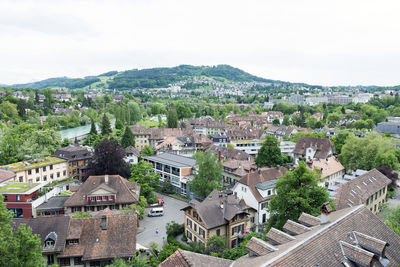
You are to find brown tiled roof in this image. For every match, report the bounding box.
[182,190,254,229]
[159,249,233,267]
[0,169,16,183]
[223,159,257,177]
[310,157,344,179]
[208,145,251,161]
[60,214,137,261]
[232,206,400,266]
[246,237,277,256]
[353,231,387,256]
[13,216,70,253]
[64,175,140,207]
[266,228,296,245]
[297,212,321,227]
[334,169,391,210]
[293,137,334,159]
[283,220,312,236]
[53,144,93,161]
[238,167,286,202]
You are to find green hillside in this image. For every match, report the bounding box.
[10,64,285,90]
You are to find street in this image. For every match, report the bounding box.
[136,193,188,249]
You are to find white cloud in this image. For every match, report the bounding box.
[0,0,400,85]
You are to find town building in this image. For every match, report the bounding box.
[0,168,16,183]
[377,121,400,135]
[0,182,42,218]
[334,169,391,214]
[129,124,151,150]
[210,134,228,147]
[164,204,400,266]
[160,249,233,267]
[328,96,353,104]
[35,196,69,217]
[181,190,256,249]
[53,144,93,180]
[232,167,286,227]
[155,136,197,157]
[292,137,334,164]
[143,153,196,197]
[309,157,345,187]
[63,175,140,215]
[230,139,263,157]
[1,157,68,184]
[208,145,252,161]
[279,141,295,157]
[222,159,257,186]
[124,146,140,164]
[263,111,284,124]
[14,210,138,267]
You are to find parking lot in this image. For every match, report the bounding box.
[136,193,188,249]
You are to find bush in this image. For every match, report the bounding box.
[387,187,396,199]
[181,235,187,242]
[73,211,92,218]
[166,221,184,237]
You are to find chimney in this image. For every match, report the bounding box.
[218,151,221,162]
[105,174,109,184]
[101,216,107,230]
[320,202,332,225]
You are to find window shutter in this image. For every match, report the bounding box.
[87,196,90,202]
[106,196,109,201]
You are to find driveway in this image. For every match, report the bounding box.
[136,193,188,249]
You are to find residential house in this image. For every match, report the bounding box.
[193,133,213,152]
[208,145,252,162]
[0,182,43,218]
[265,125,298,141]
[279,141,295,157]
[334,169,391,214]
[53,144,93,180]
[309,157,345,187]
[1,157,68,184]
[222,159,257,186]
[36,196,69,217]
[124,146,140,164]
[211,134,228,147]
[63,175,140,215]
[377,122,400,135]
[232,167,286,227]
[143,153,196,197]
[166,205,400,266]
[263,111,283,124]
[181,190,256,249]
[230,139,263,157]
[155,136,196,157]
[14,210,138,267]
[292,137,334,164]
[130,124,151,150]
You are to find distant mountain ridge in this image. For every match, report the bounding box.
[8,65,291,90]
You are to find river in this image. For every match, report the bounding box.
[58,120,115,140]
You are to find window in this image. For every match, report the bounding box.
[28,170,32,175]
[36,177,40,182]
[187,218,192,228]
[43,175,47,181]
[97,196,101,201]
[57,172,60,178]
[68,239,79,246]
[375,192,378,200]
[199,228,205,238]
[262,213,267,223]
[383,187,386,194]
[43,166,46,172]
[59,258,70,266]
[261,202,268,210]
[242,186,247,192]
[50,174,54,179]
[36,168,39,174]
[268,190,271,196]
[194,224,197,232]
[216,229,220,236]
[3,195,7,202]
[19,176,23,182]
[50,165,53,170]
[47,255,54,265]
[16,195,20,201]
[45,240,55,248]
[379,189,382,197]
[63,170,66,176]
[374,204,377,212]
[74,257,82,265]
[366,199,369,205]
[186,230,192,241]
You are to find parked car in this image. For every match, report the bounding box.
[148,207,164,217]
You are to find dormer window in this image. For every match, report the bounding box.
[68,239,79,246]
[43,232,57,250]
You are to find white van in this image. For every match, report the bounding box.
[148,207,164,217]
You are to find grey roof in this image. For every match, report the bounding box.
[36,196,69,211]
[143,152,196,168]
[53,144,93,161]
[125,146,140,156]
[255,179,277,190]
[355,169,368,176]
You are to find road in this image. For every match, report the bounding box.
[136,193,188,249]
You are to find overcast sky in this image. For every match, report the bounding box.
[1,0,400,86]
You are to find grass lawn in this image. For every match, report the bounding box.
[1,157,66,172]
[137,119,166,128]
[0,183,40,193]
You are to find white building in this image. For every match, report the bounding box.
[310,157,345,187]
[124,146,140,164]
[280,141,295,157]
[230,139,263,157]
[232,167,286,229]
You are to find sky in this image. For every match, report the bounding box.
[1,0,400,86]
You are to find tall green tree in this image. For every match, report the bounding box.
[167,108,178,128]
[101,114,112,135]
[140,145,154,157]
[330,132,349,155]
[121,126,135,148]
[90,118,97,135]
[129,161,159,201]
[384,204,400,237]
[255,136,284,168]
[266,162,331,230]
[0,195,44,267]
[189,151,222,199]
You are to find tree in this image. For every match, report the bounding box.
[115,119,124,130]
[0,101,18,119]
[101,114,112,135]
[121,126,135,148]
[189,151,222,199]
[140,145,154,157]
[377,167,398,190]
[88,138,131,178]
[130,161,159,201]
[121,196,147,219]
[18,129,62,160]
[167,108,178,128]
[255,136,284,168]
[207,235,225,254]
[166,221,184,237]
[266,162,331,230]
[90,118,97,135]
[339,133,398,171]
[272,117,280,126]
[282,115,291,126]
[0,195,44,267]
[17,99,27,118]
[384,204,400,236]
[330,132,349,155]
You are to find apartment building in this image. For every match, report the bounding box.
[1,157,68,184]
[181,190,256,249]
[53,144,93,180]
[230,139,263,157]
[222,159,257,186]
[310,157,345,187]
[143,153,196,197]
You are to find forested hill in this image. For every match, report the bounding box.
[9,65,288,90]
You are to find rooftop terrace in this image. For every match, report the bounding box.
[1,157,66,172]
[0,182,41,193]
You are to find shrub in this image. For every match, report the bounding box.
[181,235,188,242]
[166,221,184,237]
[73,211,92,218]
